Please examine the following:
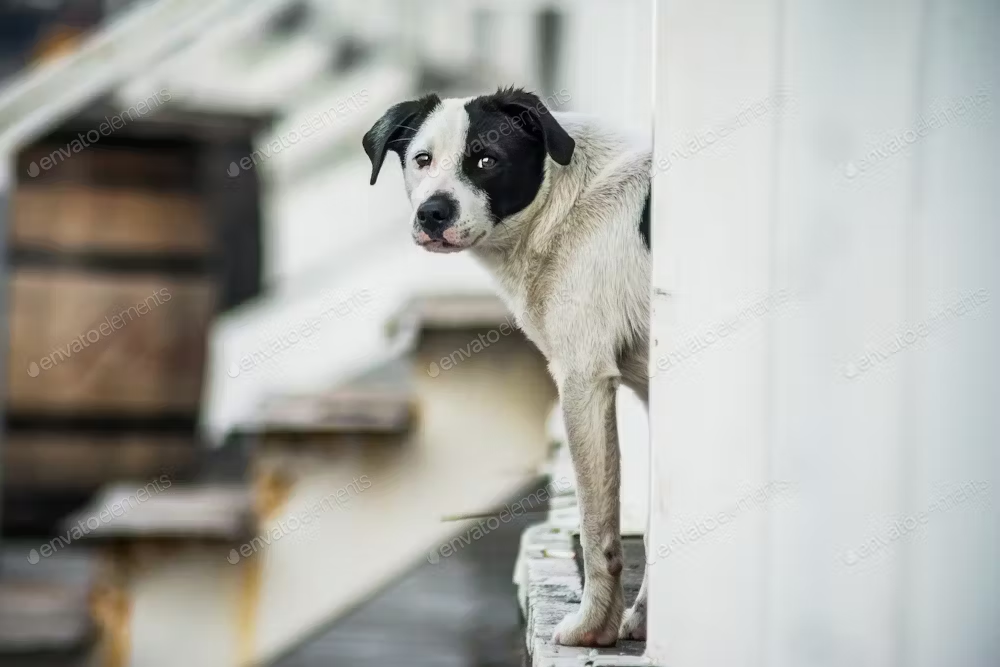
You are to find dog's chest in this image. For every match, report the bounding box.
[491,279,556,360]
[476,241,572,365]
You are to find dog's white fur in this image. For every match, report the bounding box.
[405,101,651,645]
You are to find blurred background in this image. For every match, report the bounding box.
[0,1,651,666]
[1,1,998,667]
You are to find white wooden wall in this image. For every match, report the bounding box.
[647,0,999,665]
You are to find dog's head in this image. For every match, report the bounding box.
[363,87,574,253]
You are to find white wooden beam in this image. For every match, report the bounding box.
[647,0,780,664]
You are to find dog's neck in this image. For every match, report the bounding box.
[476,159,583,254]
[473,115,589,278]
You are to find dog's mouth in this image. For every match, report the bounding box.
[416,232,485,254]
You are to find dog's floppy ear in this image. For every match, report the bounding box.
[363,94,440,185]
[496,88,574,166]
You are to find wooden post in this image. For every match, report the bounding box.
[647,0,779,663]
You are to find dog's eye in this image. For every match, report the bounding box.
[413,152,432,169]
[477,156,498,170]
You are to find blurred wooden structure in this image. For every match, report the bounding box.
[0,1,281,664]
[72,293,558,666]
[0,0,108,82]
[2,79,267,538]
[0,543,95,667]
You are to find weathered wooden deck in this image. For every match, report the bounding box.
[274,479,548,667]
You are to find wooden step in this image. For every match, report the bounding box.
[251,390,414,438]
[0,580,93,656]
[0,544,95,665]
[59,484,257,667]
[64,483,254,543]
[237,358,416,440]
[387,293,512,341]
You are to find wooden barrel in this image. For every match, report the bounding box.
[4,137,230,532]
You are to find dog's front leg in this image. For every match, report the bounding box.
[552,372,625,647]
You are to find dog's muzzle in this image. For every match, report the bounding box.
[416,193,457,238]
[414,192,475,253]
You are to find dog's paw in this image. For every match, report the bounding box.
[618,604,647,641]
[551,610,620,647]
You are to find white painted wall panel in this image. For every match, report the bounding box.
[647,0,780,664]
[765,2,923,666]
[648,1,1000,665]
[562,0,653,140]
[905,1,1000,664]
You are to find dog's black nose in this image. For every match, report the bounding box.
[416,194,456,233]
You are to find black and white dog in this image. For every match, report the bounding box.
[364,87,651,646]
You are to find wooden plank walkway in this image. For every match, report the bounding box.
[273,479,548,667]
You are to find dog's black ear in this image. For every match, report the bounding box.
[496,88,575,166]
[362,94,441,185]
